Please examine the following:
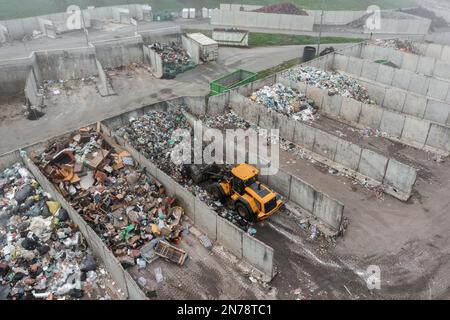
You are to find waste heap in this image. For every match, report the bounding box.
[250,83,319,122]
[253,3,308,16]
[33,127,186,269]
[149,42,196,78]
[371,39,417,54]
[282,66,375,104]
[0,163,110,300]
[116,109,255,233]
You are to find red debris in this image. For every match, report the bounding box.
[253,3,308,16]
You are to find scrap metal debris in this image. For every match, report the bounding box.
[0,163,112,300]
[32,127,188,269]
[149,42,196,78]
[250,83,319,122]
[371,39,417,54]
[282,66,375,104]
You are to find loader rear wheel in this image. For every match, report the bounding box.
[236,202,256,222]
[210,183,225,201]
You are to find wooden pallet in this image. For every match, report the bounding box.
[155,240,188,266]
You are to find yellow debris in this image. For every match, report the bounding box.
[46,201,61,215]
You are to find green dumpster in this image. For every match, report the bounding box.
[210,69,257,96]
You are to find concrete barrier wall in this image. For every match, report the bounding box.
[365,17,431,35]
[147,48,163,78]
[332,53,450,126]
[207,92,230,116]
[0,56,32,99]
[348,44,450,83]
[210,9,314,31]
[34,47,98,81]
[93,36,144,69]
[1,4,151,40]
[24,69,43,107]
[229,92,417,201]
[140,26,181,44]
[333,53,450,112]
[101,111,275,280]
[0,147,146,300]
[305,10,367,25]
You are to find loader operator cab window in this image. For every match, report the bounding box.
[232,177,246,195]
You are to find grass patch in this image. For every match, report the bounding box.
[185,29,363,47]
[256,57,301,80]
[1,0,418,21]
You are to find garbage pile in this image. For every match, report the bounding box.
[116,109,255,233]
[149,42,196,78]
[250,83,319,122]
[0,163,112,300]
[33,127,187,269]
[252,3,308,16]
[371,39,417,54]
[116,109,191,182]
[282,66,375,104]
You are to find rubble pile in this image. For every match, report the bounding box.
[252,3,308,16]
[371,39,417,54]
[282,66,375,104]
[33,127,187,269]
[149,42,196,78]
[0,163,111,300]
[116,110,255,233]
[250,83,319,122]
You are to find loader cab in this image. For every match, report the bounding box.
[231,164,259,195]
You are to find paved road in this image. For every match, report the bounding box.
[0,17,407,61]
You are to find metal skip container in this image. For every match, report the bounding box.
[185,33,219,62]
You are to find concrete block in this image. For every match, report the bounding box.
[313,193,343,231]
[306,86,325,109]
[403,93,427,118]
[346,57,363,76]
[408,74,430,96]
[384,88,407,112]
[195,198,217,240]
[441,46,450,63]
[392,69,412,90]
[242,234,274,278]
[401,117,431,147]
[217,217,243,258]
[358,149,388,182]
[425,124,450,153]
[322,94,343,117]
[340,97,362,123]
[258,110,273,129]
[417,56,435,76]
[380,111,406,138]
[359,103,384,129]
[384,159,417,196]
[246,101,261,125]
[175,187,196,221]
[334,139,362,171]
[401,53,419,72]
[156,170,177,198]
[362,81,385,105]
[427,78,450,101]
[424,100,450,124]
[375,64,394,85]
[278,114,295,141]
[267,169,292,198]
[433,61,450,80]
[313,130,338,160]
[289,177,316,213]
[334,54,349,71]
[360,60,379,81]
[293,121,315,150]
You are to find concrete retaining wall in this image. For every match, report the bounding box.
[100,108,275,280]
[365,16,431,35]
[147,48,163,78]
[0,56,32,100]
[229,92,417,201]
[24,69,43,107]
[34,47,98,81]
[210,9,314,32]
[305,10,367,25]
[344,43,450,84]
[93,36,144,69]
[333,53,450,117]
